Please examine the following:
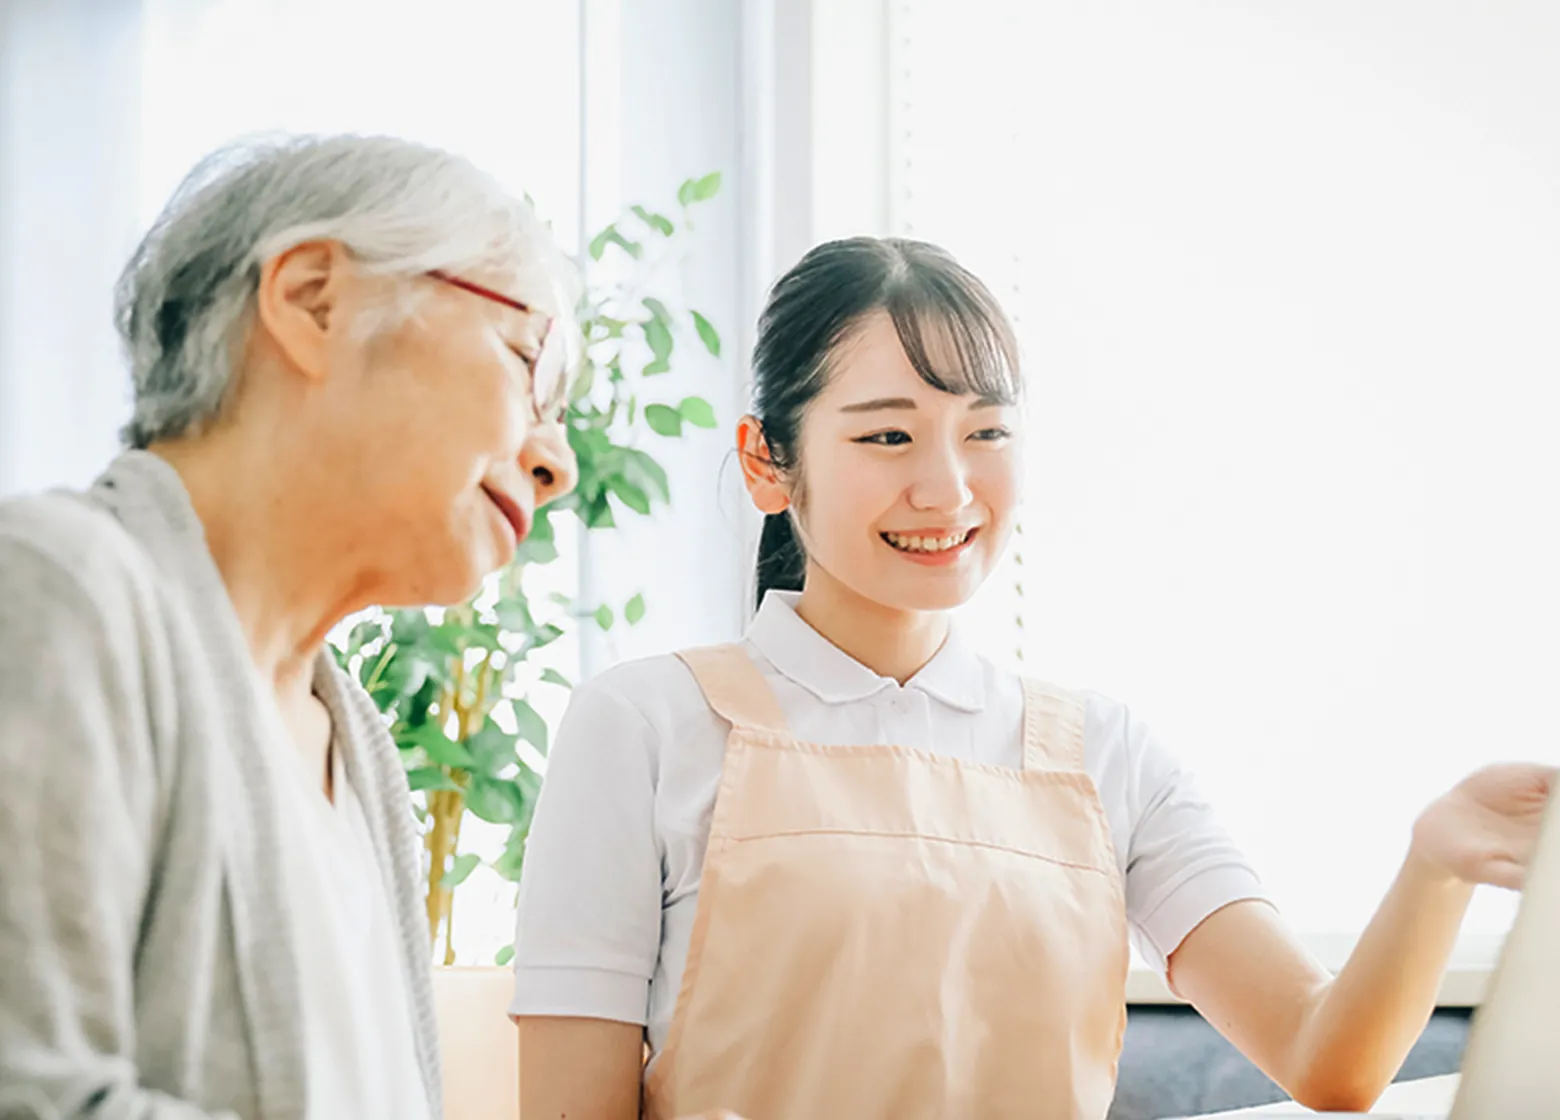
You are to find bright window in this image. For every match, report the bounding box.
[883,1,1560,957]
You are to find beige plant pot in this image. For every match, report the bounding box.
[432,965,518,1119]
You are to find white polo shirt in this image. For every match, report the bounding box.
[511,592,1264,1059]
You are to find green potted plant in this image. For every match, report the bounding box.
[330,173,725,967]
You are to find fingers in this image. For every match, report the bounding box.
[1482,856,1526,892]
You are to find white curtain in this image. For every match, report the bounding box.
[891,0,1560,958]
[0,0,145,497]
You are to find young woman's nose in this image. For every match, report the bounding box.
[905,440,974,513]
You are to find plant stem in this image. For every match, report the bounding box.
[362,640,398,695]
[424,787,449,950]
[443,793,465,967]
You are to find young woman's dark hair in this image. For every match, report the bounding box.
[749,237,1024,607]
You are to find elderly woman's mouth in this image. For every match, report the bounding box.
[481,484,530,542]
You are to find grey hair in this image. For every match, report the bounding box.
[115,133,579,448]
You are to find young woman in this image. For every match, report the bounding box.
[510,237,1555,1120]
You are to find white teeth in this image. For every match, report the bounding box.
[884,529,973,553]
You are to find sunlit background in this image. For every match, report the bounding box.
[2,0,1557,970]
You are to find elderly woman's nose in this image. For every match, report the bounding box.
[522,425,577,507]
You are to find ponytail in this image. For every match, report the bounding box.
[754,511,806,609]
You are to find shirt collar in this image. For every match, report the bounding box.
[747,591,987,713]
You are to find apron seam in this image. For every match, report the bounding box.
[717,826,1120,875]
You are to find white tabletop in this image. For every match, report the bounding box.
[1188,1074,1460,1117]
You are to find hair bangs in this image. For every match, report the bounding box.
[885,263,1023,406]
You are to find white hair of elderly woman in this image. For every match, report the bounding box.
[114,132,579,450]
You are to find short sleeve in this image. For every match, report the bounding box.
[1101,701,1267,974]
[509,675,663,1025]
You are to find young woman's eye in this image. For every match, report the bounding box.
[856,430,912,447]
[971,426,1013,442]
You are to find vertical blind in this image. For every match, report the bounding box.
[892,0,1560,952]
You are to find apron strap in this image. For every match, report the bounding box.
[1019,679,1087,772]
[676,644,790,734]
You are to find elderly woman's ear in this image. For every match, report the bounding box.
[255,240,349,382]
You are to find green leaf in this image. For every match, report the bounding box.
[689,171,722,202]
[587,226,614,261]
[493,818,533,881]
[465,774,529,825]
[587,225,642,261]
[495,597,535,634]
[435,618,500,653]
[644,404,683,437]
[607,475,651,516]
[494,944,516,967]
[515,535,559,565]
[514,508,559,564]
[406,767,461,793]
[679,396,718,429]
[527,509,556,543]
[346,619,382,658]
[358,641,397,693]
[527,623,565,653]
[642,356,672,377]
[590,316,629,340]
[611,229,643,259]
[632,205,675,236]
[512,699,549,751]
[390,609,432,645]
[691,311,721,357]
[622,449,670,503]
[642,317,673,364]
[399,674,441,731]
[582,494,616,530]
[595,604,614,631]
[374,654,433,704]
[441,853,481,889]
[466,718,520,773]
[678,172,722,206]
[541,668,573,689]
[625,593,646,626]
[398,723,476,770]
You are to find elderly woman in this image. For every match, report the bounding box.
[0,134,578,1118]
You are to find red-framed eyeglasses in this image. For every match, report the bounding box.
[427,269,567,422]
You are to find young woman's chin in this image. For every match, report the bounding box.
[836,568,987,616]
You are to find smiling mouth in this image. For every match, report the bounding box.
[881,528,978,554]
[481,484,530,542]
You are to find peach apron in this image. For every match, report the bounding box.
[642,644,1129,1120]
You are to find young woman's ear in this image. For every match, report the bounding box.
[736,415,790,515]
